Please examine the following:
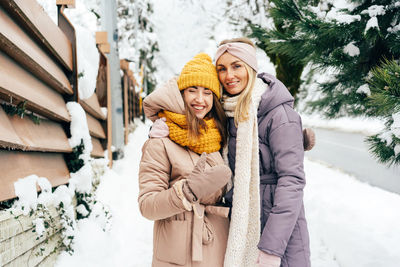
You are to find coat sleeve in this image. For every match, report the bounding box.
[138,138,187,221]
[258,107,305,257]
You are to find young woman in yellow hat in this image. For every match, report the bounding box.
[138,53,231,266]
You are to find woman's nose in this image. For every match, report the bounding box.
[226,68,233,79]
[195,92,204,102]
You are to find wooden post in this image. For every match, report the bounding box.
[96,31,110,54]
[123,72,129,145]
[106,56,112,167]
[56,0,76,8]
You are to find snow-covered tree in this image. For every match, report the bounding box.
[367,60,400,165]
[117,0,159,94]
[222,0,305,99]
[251,0,400,165]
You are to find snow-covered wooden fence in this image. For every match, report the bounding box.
[120,59,141,144]
[80,31,112,161]
[0,0,112,202]
[0,1,113,265]
[0,0,75,204]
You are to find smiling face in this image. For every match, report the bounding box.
[182,86,213,119]
[216,52,249,96]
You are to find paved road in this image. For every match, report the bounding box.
[305,128,400,194]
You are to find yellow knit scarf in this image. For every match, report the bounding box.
[158,110,221,154]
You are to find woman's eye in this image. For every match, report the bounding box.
[234,64,241,69]
[204,90,212,95]
[217,67,226,72]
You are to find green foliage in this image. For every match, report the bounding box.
[366,59,400,165]
[222,0,306,99]
[250,23,305,100]
[56,202,76,254]
[256,0,400,118]
[1,100,41,124]
[75,192,93,220]
[0,198,16,210]
[367,134,400,166]
[252,0,400,165]
[65,139,85,173]
[367,59,400,116]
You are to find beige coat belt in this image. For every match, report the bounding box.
[191,203,230,261]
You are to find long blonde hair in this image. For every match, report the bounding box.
[232,64,256,126]
[218,38,258,127]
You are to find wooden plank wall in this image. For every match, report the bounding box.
[0,0,112,265]
[90,32,112,162]
[0,0,74,203]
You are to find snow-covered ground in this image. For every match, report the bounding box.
[55,120,400,267]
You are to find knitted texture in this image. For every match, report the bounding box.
[159,110,221,154]
[222,78,266,267]
[177,53,221,98]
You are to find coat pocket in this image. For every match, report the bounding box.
[155,219,189,265]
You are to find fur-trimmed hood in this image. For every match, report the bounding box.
[143,77,185,122]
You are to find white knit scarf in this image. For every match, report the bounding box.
[223,78,266,267]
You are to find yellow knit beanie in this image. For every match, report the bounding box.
[177,53,221,99]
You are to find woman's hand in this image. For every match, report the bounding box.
[256,250,281,267]
[149,117,169,138]
[183,153,231,202]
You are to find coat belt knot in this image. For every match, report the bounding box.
[191,204,230,261]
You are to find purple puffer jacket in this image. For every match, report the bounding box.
[226,73,310,267]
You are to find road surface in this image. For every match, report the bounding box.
[305,128,400,194]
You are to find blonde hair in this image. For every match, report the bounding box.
[218,37,258,126]
[233,64,257,126]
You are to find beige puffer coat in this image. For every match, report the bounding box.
[139,78,229,267]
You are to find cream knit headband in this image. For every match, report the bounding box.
[215,42,258,72]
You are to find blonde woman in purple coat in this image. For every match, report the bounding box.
[215,37,311,267]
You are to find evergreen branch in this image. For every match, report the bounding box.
[367,59,400,116]
[1,101,41,124]
[367,134,400,166]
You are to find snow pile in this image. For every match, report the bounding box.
[74,25,100,99]
[356,83,371,96]
[326,8,361,24]
[13,175,41,215]
[63,0,100,100]
[66,102,92,162]
[307,0,361,24]
[12,174,76,246]
[343,42,360,57]
[55,120,153,267]
[361,5,386,17]
[304,158,400,267]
